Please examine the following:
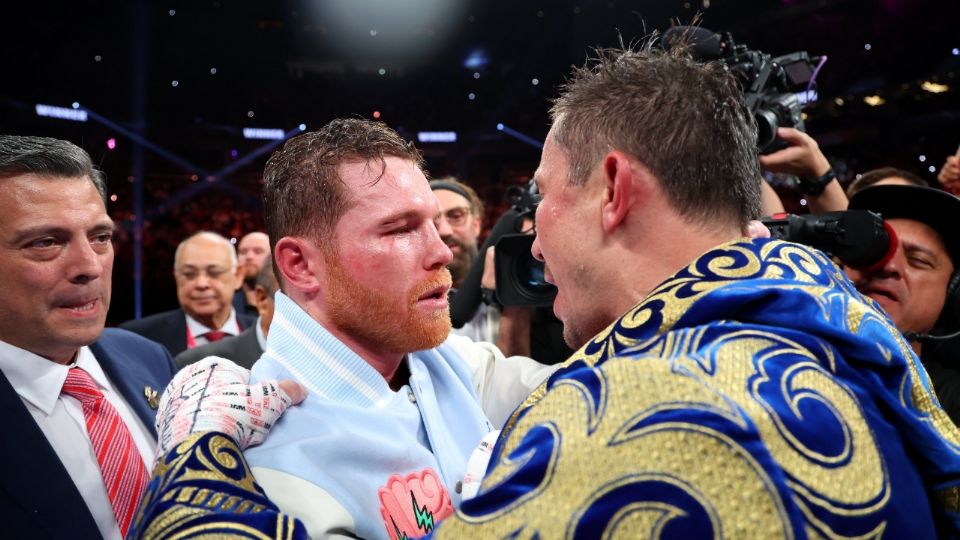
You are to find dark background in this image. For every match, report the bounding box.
[2,0,957,323]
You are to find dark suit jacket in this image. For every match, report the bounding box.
[174,325,264,371]
[0,328,176,539]
[232,289,259,318]
[119,308,256,357]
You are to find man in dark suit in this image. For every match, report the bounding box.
[121,231,256,356]
[0,135,176,539]
[176,262,278,370]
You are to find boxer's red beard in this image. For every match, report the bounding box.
[324,256,452,354]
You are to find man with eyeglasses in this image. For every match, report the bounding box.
[430,178,484,289]
[430,178,504,346]
[120,231,256,357]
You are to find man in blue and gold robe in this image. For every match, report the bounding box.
[133,43,960,538]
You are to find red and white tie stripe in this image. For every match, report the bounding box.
[62,367,149,537]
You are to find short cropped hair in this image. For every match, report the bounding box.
[430,177,485,219]
[846,167,928,198]
[0,135,107,202]
[550,41,761,228]
[262,118,422,251]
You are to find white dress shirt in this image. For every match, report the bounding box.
[0,340,156,540]
[185,308,241,347]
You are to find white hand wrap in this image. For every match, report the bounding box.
[155,357,294,458]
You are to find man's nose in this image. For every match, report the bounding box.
[531,234,544,263]
[67,239,104,284]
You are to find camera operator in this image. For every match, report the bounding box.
[844,184,960,424]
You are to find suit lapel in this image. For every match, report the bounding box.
[0,370,101,537]
[90,337,159,438]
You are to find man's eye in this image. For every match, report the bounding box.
[29,238,58,249]
[92,232,113,244]
[908,257,934,269]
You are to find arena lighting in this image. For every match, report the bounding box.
[495,123,543,150]
[921,81,949,94]
[417,131,457,143]
[463,48,489,69]
[35,103,88,122]
[863,95,886,106]
[242,127,285,140]
[794,90,817,106]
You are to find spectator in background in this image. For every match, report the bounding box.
[175,262,278,370]
[430,178,483,289]
[431,178,502,345]
[233,231,271,317]
[0,135,175,538]
[120,231,256,356]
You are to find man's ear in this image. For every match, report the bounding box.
[600,151,643,233]
[274,237,324,294]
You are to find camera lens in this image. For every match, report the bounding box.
[515,255,552,293]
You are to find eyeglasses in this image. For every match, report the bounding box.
[439,206,473,227]
[176,265,235,282]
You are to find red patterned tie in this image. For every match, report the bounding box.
[61,367,149,537]
[202,330,229,342]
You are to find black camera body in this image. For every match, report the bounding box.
[494,234,556,307]
[762,210,895,270]
[493,180,558,308]
[734,48,817,153]
[664,26,821,153]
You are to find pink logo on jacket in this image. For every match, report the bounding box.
[378,468,454,539]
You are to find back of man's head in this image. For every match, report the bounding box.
[263,118,422,256]
[0,135,107,200]
[549,42,761,229]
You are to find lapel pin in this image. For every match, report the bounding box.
[144,386,160,409]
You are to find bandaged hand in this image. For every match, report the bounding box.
[154,357,307,458]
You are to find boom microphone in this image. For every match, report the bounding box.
[661,26,723,59]
[449,209,522,328]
